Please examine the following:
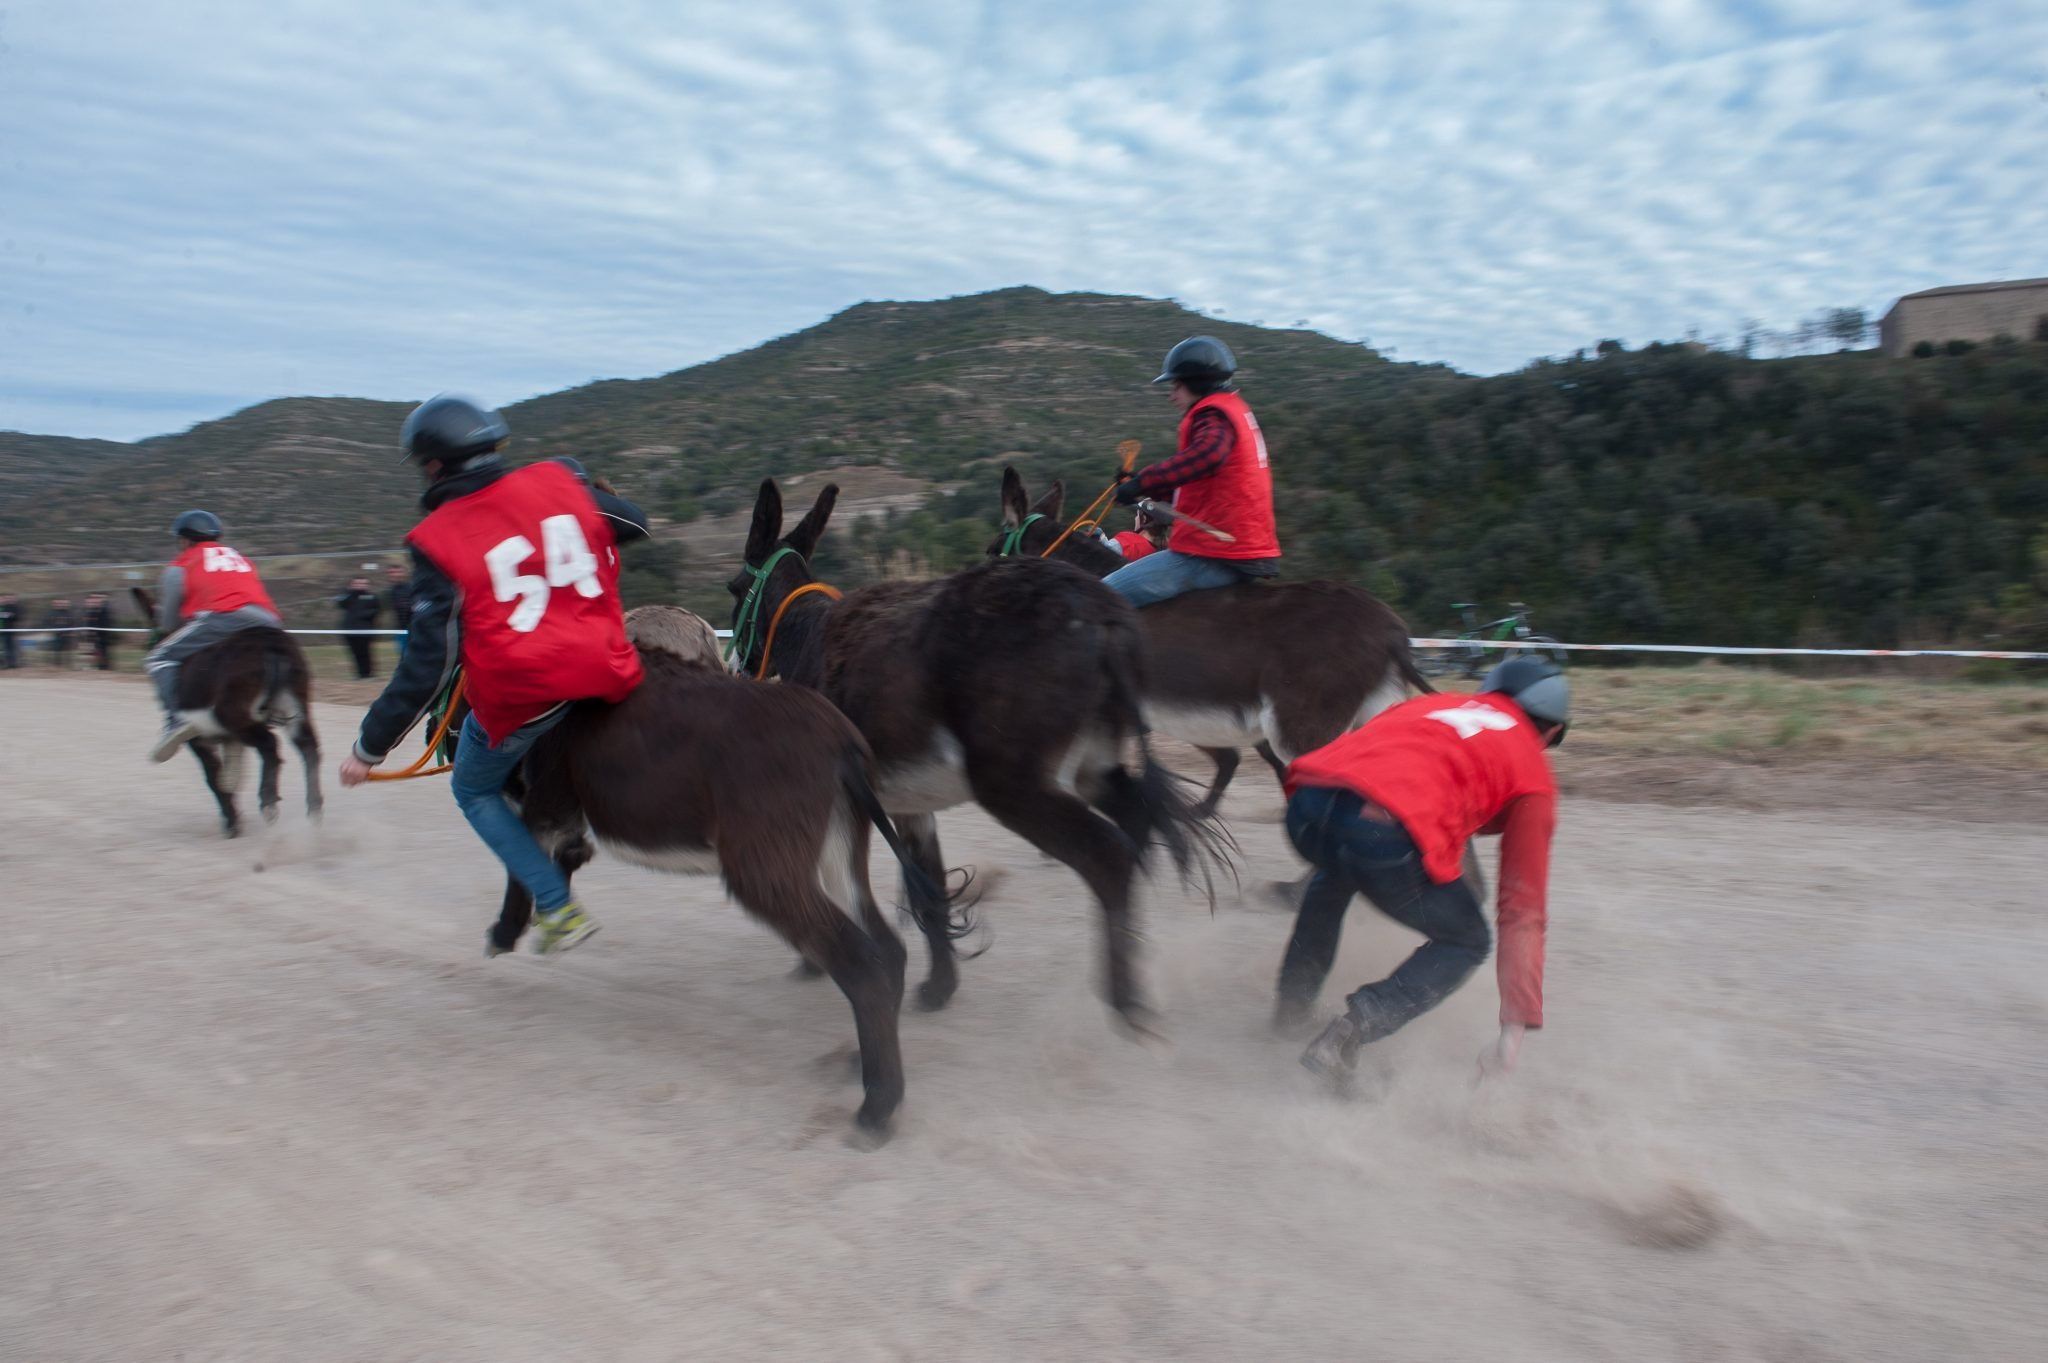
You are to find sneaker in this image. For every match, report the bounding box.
[1299,1015,1363,1080]
[148,718,200,764]
[530,901,600,956]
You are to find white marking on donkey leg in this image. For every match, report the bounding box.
[814,805,866,926]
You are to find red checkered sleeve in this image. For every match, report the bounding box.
[1134,408,1234,494]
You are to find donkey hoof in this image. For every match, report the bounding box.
[914,980,956,1012]
[788,957,827,981]
[484,927,519,958]
[844,1114,894,1151]
[1114,1003,1167,1044]
[262,805,280,825]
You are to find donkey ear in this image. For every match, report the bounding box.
[744,479,783,566]
[785,484,839,559]
[1028,478,1066,524]
[1000,466,1030,529]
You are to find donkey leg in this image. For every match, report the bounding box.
[246,726,283,823]
[1193,746,1240,820]
[189,741,239,837]
[971,776,1147,1025]
[892,813,959,1011]
[486,842,585,956]
[290,712,323,818]
[805,908,906,1141]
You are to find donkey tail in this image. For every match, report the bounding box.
[1101,623,1237,902]
[836,743,962,940]
[1395,636,1437,696]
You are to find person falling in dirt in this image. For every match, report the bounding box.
[145,511,285,761]
[336,396,649,955]
[1277,657,1569,1082]
[1103,335,1282,608]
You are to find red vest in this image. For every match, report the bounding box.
[1169,392,1281,560]
[407,462,644,744]
[169,542,278,619]
[1111,531,1158,560]
[1285,693,1556,884]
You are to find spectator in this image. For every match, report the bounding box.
[44,598,76,668]
[385,564,415,659]
[83,592,117,670]
[334,576,382,679]
[0,592,21,669]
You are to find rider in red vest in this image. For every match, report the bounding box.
[337,396,648,956]
[1102,505,1166,560]
[1276,658,1569,1084]
[1104,335,1282,608]
[145,510,285,761]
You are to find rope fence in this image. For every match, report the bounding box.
[8,627,2048,660]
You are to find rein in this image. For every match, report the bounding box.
[756,581,842,679]
[998,513,1045,557]
[1010,439,1143,560]
[364,672,466,781]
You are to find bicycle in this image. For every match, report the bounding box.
[1418,602,1567,679]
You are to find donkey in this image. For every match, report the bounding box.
[727,480,1226,1032]
[482,607,941,1143]
[990,469,1433,817]
[132,587,322,837]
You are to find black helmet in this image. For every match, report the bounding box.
[400,394,509,466]
[172,509,223,541]
[1480,656,1570,746]
[552,455,589,482]
[1153,335,1237,386]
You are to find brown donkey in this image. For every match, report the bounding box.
[483,609,940,1143]
[727,480,1226,1032]
[132,587,322,837]
[990,468,1433,816]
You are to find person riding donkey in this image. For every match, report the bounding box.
[1276,657,1570,1082]
[1103,335,1282,608]
[336,395,649,955]
[1094,503,1167,561]
[145,511,285,761]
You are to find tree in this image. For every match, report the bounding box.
[1826,308,1872,350]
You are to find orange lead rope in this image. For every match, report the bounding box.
[756,582,843,679]
[364,673,467,781]
[1041,439,1141,559]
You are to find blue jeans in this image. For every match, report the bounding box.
[1102,550,1243,608]
[451,707,573,913]
[1277,786,1491,1035]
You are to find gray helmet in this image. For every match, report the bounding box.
[552,455,589,482]
[172,509,223,541]
[400,394,509,466]
[1153,335,1237,386]
[1480,656,1570,747]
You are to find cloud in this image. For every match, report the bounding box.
[3,0,2044,438]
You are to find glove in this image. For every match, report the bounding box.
[1113,477,1144,506]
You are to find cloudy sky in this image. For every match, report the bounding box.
[4,0,2043,440]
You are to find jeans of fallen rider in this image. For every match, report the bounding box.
[1276,785,1492,1037]
[144,606,284,714]
[451,706,574,915]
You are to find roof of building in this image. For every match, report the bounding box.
[1893,276,2048,304]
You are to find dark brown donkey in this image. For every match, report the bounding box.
[727,480,1225,1031]
[990,469,1433,816]
[132,587,322,837]
[483,607,941,1143]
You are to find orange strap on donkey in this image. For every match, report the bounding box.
[1042,440,1141,559]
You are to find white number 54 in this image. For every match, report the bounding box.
[484,515,603,633]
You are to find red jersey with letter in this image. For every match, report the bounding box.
[1285,692,1557,1028]
[1169,392,1280,560]
[407,462,643,744]
[169,542,278,619]
[1111,531,1157,560]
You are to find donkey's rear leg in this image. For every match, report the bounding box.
[290,711,323,818]
[893,813,960,1012]
[189,741,240,838]
[971,775,1147,1026]
[243,726,284,823]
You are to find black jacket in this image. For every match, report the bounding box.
[353,460,650,763]
[387,580,415,628]
[334,589,382,629]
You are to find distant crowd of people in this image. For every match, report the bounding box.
[332,565,414,679]
[0,590,119,670]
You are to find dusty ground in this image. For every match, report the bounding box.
[3,674,2046,1362]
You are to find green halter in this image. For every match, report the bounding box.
[998,513,1045,558]
[726,545,798,667]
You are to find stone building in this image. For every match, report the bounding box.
[1879,277,2048,357]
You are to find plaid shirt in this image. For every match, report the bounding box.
[1133,407,1234,495]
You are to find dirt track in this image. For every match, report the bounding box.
[4,676,2046,1362]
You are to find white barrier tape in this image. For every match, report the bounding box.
[1410,638,2048,661]
[10,626,2046,660]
